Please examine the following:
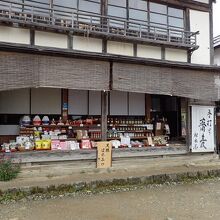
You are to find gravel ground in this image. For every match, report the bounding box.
[1,179,220,220]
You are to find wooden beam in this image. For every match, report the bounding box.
[61,89,68,122]
[145,94,152,121]
[0,44,220,72]
[101,91,108,141]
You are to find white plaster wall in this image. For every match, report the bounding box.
[129,92,145,116]
[0,125,20,135]
[73,36,102,53]
[137,45,161,59]
[31,88,61,114]
[192,0,209,3]
[165,48,188,62]
[68,90,88,115]
[0,26,30,44]
[107,41,133,56]
[110,91,128,115]
[0,89,30,114]
[190,10,210,65]
[89,91,101,115]
[35,31,68,49]
[214,48,220,66]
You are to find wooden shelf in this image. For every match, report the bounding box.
[22,125,101,129]
[116,130,152,133]
[108,124,150,127]
[107,136,149,140]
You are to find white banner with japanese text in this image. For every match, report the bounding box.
[191,106,215,153]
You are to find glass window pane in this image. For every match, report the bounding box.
[108,0,126,7]
[150,13,167,25]
[168,17,184,29]
[129,0,147,10]
[24,0,50,14]
[11,0,23,12]
[108,5,126,18]
[129,9,147,22]
[53,0,77,9]
[149,2,167,14]
[168,7,183,18]
[79,0,100,14]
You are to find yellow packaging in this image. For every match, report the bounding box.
[42,140,51,150]
[35,140,42,150]
[34,131,41,138]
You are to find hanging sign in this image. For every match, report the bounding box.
[97,142,112,168]
[191,105,215,153]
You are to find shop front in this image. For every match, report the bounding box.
[0,51,218,161]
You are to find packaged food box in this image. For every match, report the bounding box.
[81,139,91,149]
[42,140,51,150]
[35,140,42,150]
[51,140,60,150]
[60,141,68,150]
[67,141,80,150]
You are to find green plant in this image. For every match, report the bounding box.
[0,158,21,181]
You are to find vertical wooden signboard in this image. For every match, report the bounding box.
[97,142,112,168]
[191,105,215,153]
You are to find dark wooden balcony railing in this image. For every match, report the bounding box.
[0,0,199,50]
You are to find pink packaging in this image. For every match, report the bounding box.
[81,139,91,149]
[51,140,60,150]
[60,141,68,150]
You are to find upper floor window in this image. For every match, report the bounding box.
[79,0,101,14]
[168,7,184,29]
[53,0,78,11]
[23,0,50,14]
[107,0,184,31]
[2,0,184,31]
[128,0,148,25]
[108,0,127,27]
[53,0,101,23]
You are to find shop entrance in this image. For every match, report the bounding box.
[151,95,183,140]
[0,89,188,154]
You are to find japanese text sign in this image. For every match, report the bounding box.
[191,106,215,153]
[97,142,112,168]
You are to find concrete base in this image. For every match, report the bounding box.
[7,145,188,164]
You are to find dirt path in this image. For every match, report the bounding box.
[1,179,220,220]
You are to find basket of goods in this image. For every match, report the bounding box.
[1,143,11,153]
[33,115,41,126]
[9,142,17,152]
[21,115,31,126]
[42,116,50,125]
[18,141,34,151]
[153,135,168,146]
[15,136,29,151]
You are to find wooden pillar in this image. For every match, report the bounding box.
[101,91,108,141]
[61,89,68,122]
[145,94,151,121]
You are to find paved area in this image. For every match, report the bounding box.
[1,178,220,220]
[0,153,220,191]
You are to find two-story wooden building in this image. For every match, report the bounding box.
[0,0,219,161]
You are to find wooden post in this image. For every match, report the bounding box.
[101,91,108,141]
[61,89,68,122]
[145,94,151,121]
